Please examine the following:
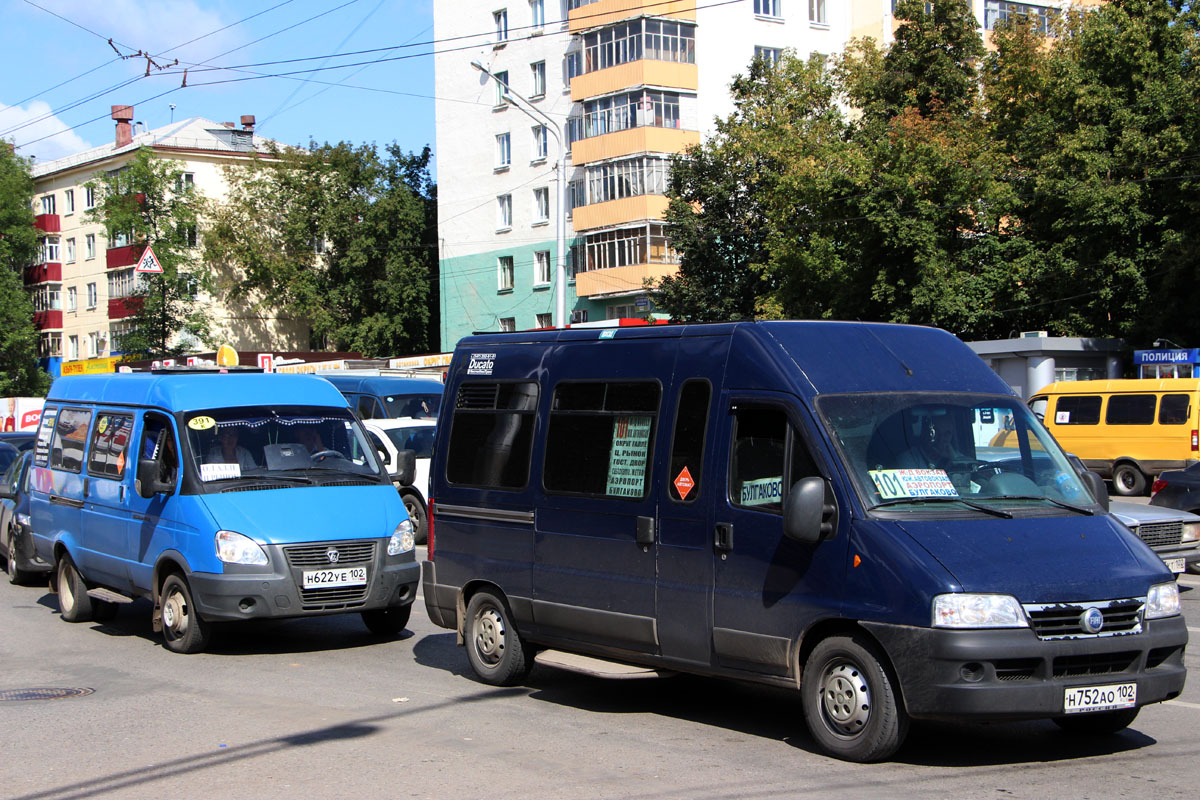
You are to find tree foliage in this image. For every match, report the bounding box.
[204,141,437,356]
[0,143,50,395]
[84,148,211,359]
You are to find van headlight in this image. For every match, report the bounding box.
[388,519,415,556]
[215,530,269,566]
[933,594,1028,628]
[1146,582,1182,619]
[1182,522,1200,543]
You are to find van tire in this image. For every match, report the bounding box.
[1112,463,1146,497]
[464,589,533,686]
[57,555,94,622]
[1052,707,1139,735]
[402,493,427,545]
[5,528,29,585]
[160,574,211,654]
[362,605,412,635]
[802,634,909,763]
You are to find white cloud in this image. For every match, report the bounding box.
[0,101,94,164]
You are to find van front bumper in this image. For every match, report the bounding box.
[189,549,420,622]
[862,616,1187,721]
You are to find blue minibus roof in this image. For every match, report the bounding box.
[320,374,444,395]
[47,373,350,413]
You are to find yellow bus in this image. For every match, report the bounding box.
[1029,379,1200,496]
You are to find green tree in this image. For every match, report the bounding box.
[205,141,437,356]
[0,143,50,395]
[84,148,210,359]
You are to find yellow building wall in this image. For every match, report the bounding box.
[571,61,698,101]
[569,0,695,33]
[573,195,671,231]
[571,127,700,166]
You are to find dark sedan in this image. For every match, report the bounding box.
[1151,463,1200,514]
[0,450,51,584]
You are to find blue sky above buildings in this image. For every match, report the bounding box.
[0,0,437,172]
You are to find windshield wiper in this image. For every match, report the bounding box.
[870,496,1013,519]
[985,495,1095,516]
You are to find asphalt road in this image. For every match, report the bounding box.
[1,551,1199,800]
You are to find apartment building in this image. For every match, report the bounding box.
[28,105,308,376]
[435,0,1084,346]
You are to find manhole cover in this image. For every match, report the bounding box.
[0,688,95,702]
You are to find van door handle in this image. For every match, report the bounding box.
[636,516,655,547]
[715,523,733,552]
[50,495,84,509]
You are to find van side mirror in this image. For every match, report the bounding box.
[783,477,837,543]
[1081,470,1110,512]
[135,458,172,498]
[391,449,416,487]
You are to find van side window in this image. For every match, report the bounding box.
[87,414,134,479]
[50,408,93,473]
[668,379,710,503]
[1159,394,1190,425]
[1106,394,1156,425]
[357,395,383,420]
[544,381,659,498]
[446,382,538,489]
[730,408,819,513]
[33,406,58,467]
[139,413,179,490]
[1054,396,1101,425]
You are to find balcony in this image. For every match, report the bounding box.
[571,61,697,102]
[106,243,146,270]
[568,0,694,33]
[575,262,679,298]
[33,310,63,330]
[573,195,670,233]
[24,262,62,285]
[34,214,60,233]
[571,127,699,166]
[108,296,142,320]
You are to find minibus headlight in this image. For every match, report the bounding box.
[1146,582,1182,619]
[932,594,1028,629]
[1182,522,1200,543]
[215,530,269,566]
[388,520,415,556]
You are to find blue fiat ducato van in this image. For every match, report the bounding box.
[30,373,419,653]
[422,321,1187,762]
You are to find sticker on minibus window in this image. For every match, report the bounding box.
[189,416,216,431]
[869,469,957,499]
[201,462,241,481]
[741,476,783,506]
[607,415,652,497]
[1056,411,1071,424]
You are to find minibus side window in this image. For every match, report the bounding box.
[87,414,134,479]
[730,408,818,513]
[33,406,58,467]
[446,382,538,489]
[1054,396,1101,425]
[1159,394,1190,425]
[50,408,93,474]
[1106,394,1156,425]
[544,381,660,498]
[667,380,710,503]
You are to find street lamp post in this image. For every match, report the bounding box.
[472,60,567,329]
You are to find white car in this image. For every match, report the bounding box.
[1109,500,1200,575]
[363,417,435,544]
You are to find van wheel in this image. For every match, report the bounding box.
[403,493,427,545]
[362,605,412,635]
[6,529,29,585]
[465,589,534,686]
[57,555,94,622]
[1112,463,1146,496]
[1053,707,1139,734]
[160,574,211,654]
[802,634,909,763]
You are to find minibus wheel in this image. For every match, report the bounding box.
[362,604,412,635]
[1112,463,1146,496]
[160,574,211,654]
[56,555,94,623]
[5,528,29,585]
[1052,707,1139,735]
[464,589,534,686]
[801,634,908,762]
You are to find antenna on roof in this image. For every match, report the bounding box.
[169,104,176,123]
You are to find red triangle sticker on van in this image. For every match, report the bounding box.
[674,466,695,500]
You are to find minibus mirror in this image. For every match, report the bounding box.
[135,458,171,498]
[1082,470,1110,512]
[783,477,837,544]
[391,449,416,487]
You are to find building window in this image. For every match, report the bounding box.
[89,331,101,357]
[535,250,551,285]
[496,132,512,168]
[110,322,133,352]
[566,115,584,151]
[493,70,510,105]
[32,284,61,312]
[66,286,77,312]
[580,223,679,273]
[755,0,782,18]
[176,172,194,193]
[85,186,96,209]
[40,194,55,215]
[984,1,1059,34]
[85,234,96,260]
[531,0,544,30]
[497,194,513,230]
[108,268,137,299]
[530,60,546,97]
[86,282,98,309]
[64,238,76,263]
[564,50,583,84]
[755,46,782,66]
[67,335,79,361]
[585,156,671,205]
[499,317,516,332]
[64,189,74,215]
[582,90,681,139]
[533,187,550,224]
[494,9,509,43]
[532,124,548,161]
[39,332,62,358]
[536,312,553,328]
[498,255,515,291]
[567,179,584,218]
[184,225,198,248]
[42,237,60,263]
[583,19,696,74]
[809,0,826,24]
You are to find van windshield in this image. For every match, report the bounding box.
[817,393,1096,512]
[381,393,441,420]
[183,406,384,490]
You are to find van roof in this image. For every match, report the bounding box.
[456,321,1012,397]
[319,374,445,394]
[1034,378,1200,395]
[47,373,350,412]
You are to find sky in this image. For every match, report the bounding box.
[0,0,438,172]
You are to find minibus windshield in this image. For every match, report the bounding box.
[183,406,384,490]
[818,393,1096,512]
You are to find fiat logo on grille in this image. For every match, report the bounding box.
[1080,607,1104,634]
[325,547,340,564]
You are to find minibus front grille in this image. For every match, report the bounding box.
[284,541,377,568]
[319,479,381,488]
[993,659,1039,681]
[1053,651,1138,678]
[299,585,370,609]
[220,483,294,493]
[1023,598,1144,640]
[1132,521,1184,548]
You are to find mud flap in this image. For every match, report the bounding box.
[455,590,466,646]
